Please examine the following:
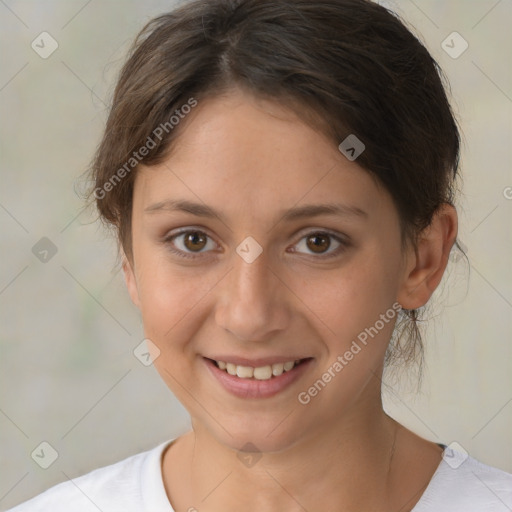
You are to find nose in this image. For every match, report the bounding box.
[215,249,291,342]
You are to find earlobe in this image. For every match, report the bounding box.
[122,254,141,309]
[397,204,458,310]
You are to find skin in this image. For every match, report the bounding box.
[123,88,458,511]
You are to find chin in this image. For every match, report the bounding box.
[203,417,308,456]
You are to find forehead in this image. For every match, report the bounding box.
[133,90,392,225]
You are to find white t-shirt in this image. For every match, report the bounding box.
[6,440,512,511]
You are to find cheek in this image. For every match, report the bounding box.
[307,250,401,356]
[134,256,212,399]
[296,259,401,414]
[134,246,209,348]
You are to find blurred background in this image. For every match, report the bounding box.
[0,0,511,508]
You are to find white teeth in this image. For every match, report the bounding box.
[253,366,272,380]
[236,366,254,379]
[272,363,284,376]
[214,359,302,380]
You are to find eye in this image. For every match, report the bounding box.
[164,229,217,259]
[163,228,349,261]
[291,230,348,258]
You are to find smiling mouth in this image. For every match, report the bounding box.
[206,357,313,381]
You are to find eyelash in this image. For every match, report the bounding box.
[163,228,349,261]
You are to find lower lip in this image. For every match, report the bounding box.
[204,357,313,399]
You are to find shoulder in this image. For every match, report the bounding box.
[6,440,173,512]
[414,447,512,512]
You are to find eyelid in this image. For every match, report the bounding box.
[162,225,217,243]
[293,226,350,243]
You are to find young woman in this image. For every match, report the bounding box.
[9,0,512,511]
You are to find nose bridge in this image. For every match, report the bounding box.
[231,231,275,298]
[231,249,275,311]
[215,246,289,341]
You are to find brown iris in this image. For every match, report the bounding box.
[183,231,208,252]
[306,233,331,253]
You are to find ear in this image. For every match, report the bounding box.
[122,252,141,309]
[397,203,458,310]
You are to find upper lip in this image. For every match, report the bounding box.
[205,356,312,367]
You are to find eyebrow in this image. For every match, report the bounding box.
[144,199,368,223]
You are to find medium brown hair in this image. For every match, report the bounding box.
[87,0,462,369]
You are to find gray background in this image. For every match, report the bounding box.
[1,0,511,509]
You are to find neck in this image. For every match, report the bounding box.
[164,402,407,511]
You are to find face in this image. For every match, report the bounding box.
[124,89,412,453]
